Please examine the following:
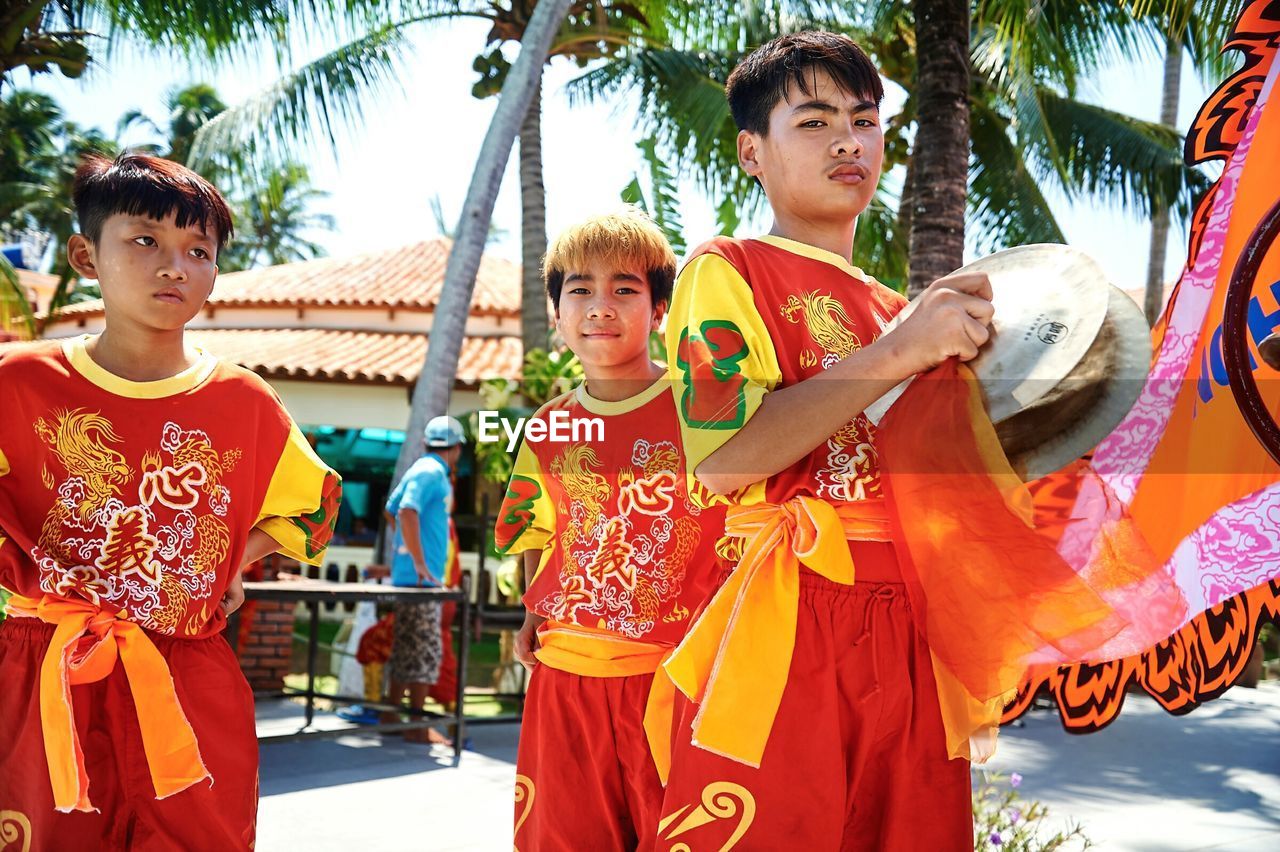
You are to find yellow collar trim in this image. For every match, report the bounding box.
[756,235,869,280]
[575,372,669,415]
[63,334,218,399]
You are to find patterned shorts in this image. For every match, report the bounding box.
[388,600,443,684]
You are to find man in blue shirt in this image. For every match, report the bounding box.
[382,415,465,743]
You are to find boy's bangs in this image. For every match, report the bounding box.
[110,180,228,243]
[545,216,677,285]
[73,153,235,248]
[778,58,881,109]
[726,32,885,135]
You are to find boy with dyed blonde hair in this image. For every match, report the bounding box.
[496,209,726,850]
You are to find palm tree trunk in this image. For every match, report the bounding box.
[907,0,971,297]
[896,148,918,270]
[393,0,573,484]
[520,76,550,354]
[1144,35,1182,325]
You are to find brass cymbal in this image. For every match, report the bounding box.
[866,244,1152,480]
[960,244,1111,424]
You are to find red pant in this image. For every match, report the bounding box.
[658,542,972,852]
[429,600,457,705]
[0,618,258,850]
[515,665,664,851]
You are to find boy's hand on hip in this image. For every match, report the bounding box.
[220,570,246,616]
[885,271,994,374]
[514,612,546,673]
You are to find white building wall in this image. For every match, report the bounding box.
[268,379,482,432]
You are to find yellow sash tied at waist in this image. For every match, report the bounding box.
[533,622,670,678]
[649,497,892,780]
[4,593,210,813]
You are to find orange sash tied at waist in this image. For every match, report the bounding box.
[648,497,892,780]
[533,622,670,679]
[4,594,210,813]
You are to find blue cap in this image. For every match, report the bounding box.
[425,415,466,447]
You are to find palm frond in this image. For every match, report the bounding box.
[86,0,432,66]
[1034,88,1210,221]
[1120,0,1241,85]
[0,254,37,340]
[567,45,760,227]
[852,184,908,293]
[974,0,1157,97]
[968,98,1067,252]
[187,20,417,171]
[621,137,686,255]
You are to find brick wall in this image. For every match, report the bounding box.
[231,553,299,691]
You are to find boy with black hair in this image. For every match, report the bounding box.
[0,153,340,850]
[656,32,996,850]
[497,209,726,850]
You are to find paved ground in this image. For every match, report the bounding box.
[256,683,1280,851]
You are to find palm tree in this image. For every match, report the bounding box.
[115,83,334,271]
[908,0,970,294]
[118,83,229,168]
[1143,35,1181,324]
[188,1,665,356]
[1,2,90,91]
[1,2,388,93]
[1137,0,1239,323]
[467,2,659,353]
[0,87,118,317]
[568,1,1213,294]
[0,88,62,226]
[25,121,117,315]
[393,0,575,483]
[219,163,336,270]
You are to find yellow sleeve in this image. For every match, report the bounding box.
[666,252,782,475]
[256,423,343,566]
[494,443,556,556]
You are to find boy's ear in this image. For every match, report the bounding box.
[737,129,762,179]
[651,300,668,331]
[66,235,99,280]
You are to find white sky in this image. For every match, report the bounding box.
[18,17,1218,293]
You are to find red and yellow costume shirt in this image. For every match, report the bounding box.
[672,235,905,510]
[495,379,726,675]
[0,337,340,638]
[0,336,341,813]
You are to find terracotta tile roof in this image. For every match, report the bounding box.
[17,268,60,293]
[45,238,522,321]
[0,328,523,388]
[198,328,521,386]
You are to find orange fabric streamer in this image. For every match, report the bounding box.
[877,361,1187,740]
[4,594,210,813]
[655,498,891,778]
